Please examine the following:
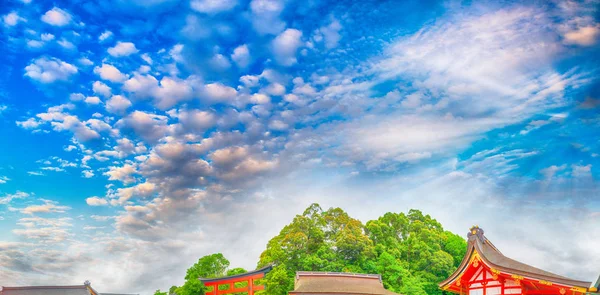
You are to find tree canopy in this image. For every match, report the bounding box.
[156,204,466,295]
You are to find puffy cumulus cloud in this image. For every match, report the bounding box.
[114,182,157,204]
[218,157,277,182]
[16,118,42,130]
[191,0,238,14]
[86,118,119,137]
[24,57,78,83]
[108,42,140,57]
[250,0,285,35]
[84,96,102,105]
[69,93,85,102]
[209,146,248,167]
[21,199,71,215]
[17,103,106,141]
[106,95,132,114]
[231,44,251,68]
[170,109,216,132]
[271,28,303,66]
[250,93,270,104]
[50,115,101,142]
[123,74,201,109]
[105,164,138,184]
[203,83,237,102]
[93,81,112,98]
[41,7,72,26]
[3,12,25,26]
[116,111,172,143]
[318,18,342,49]
[94,64,128,83]
[86,196,108,206]
[82,170,95,178]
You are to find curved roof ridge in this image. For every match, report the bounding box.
[198,265,273,282]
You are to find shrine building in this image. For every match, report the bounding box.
[439,226,599,295]
[289,272,401,295]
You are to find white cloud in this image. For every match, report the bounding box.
[141,53,153,65]
[0,176,9,184]
[563,24,600,46]
[26,40,45,49]
[16,118,42,129]
[99,30,113,42]
[94,64,127,83]
[272,28,303,66]
[204,83,237,102]
[123,74,200,109]
[27,171,45,176]
[92,81,112,98]
[3,12,24,26]
[0,191,29,204]
[41,33,55,41]
[78,57,94,66]
[86,196,108,206]
[250,93,270,104]
[264,83,285,96]
[191,0,238,14]
[106,95,132,114]
[231,44,250,68]
[24,57,78,83]
[84,96,102,105]
[572,164,592,178]
[319,18,342,49]
[108,42,139,57]
[41,7,72,26]
[50,115,101,142]
[21,200,71,215]
[57,38,75,50]
[250,0,285,35]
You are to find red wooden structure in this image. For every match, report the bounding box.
[439,227,598,295]
[200,265,272,295]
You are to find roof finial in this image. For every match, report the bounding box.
[84,281,91,286]
[468,225,485,240]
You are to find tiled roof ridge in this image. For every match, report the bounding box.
[2,286,87,290]
[296,271,382,279]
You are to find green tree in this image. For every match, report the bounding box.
[159,205,467,295]
[175,253,231,295]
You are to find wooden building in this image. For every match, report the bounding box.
[439,226,598,295]
[200,265,273,295]
[289,272,401,295]
[0,282,137,295]
[1,282,101,295]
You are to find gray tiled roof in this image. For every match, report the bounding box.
[1,285,94,295]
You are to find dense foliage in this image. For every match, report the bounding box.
[155,204,466,295]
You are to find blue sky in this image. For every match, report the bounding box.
[1,0,600,293]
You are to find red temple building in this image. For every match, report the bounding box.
[439,227,598,295]
[200,265,273,295]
